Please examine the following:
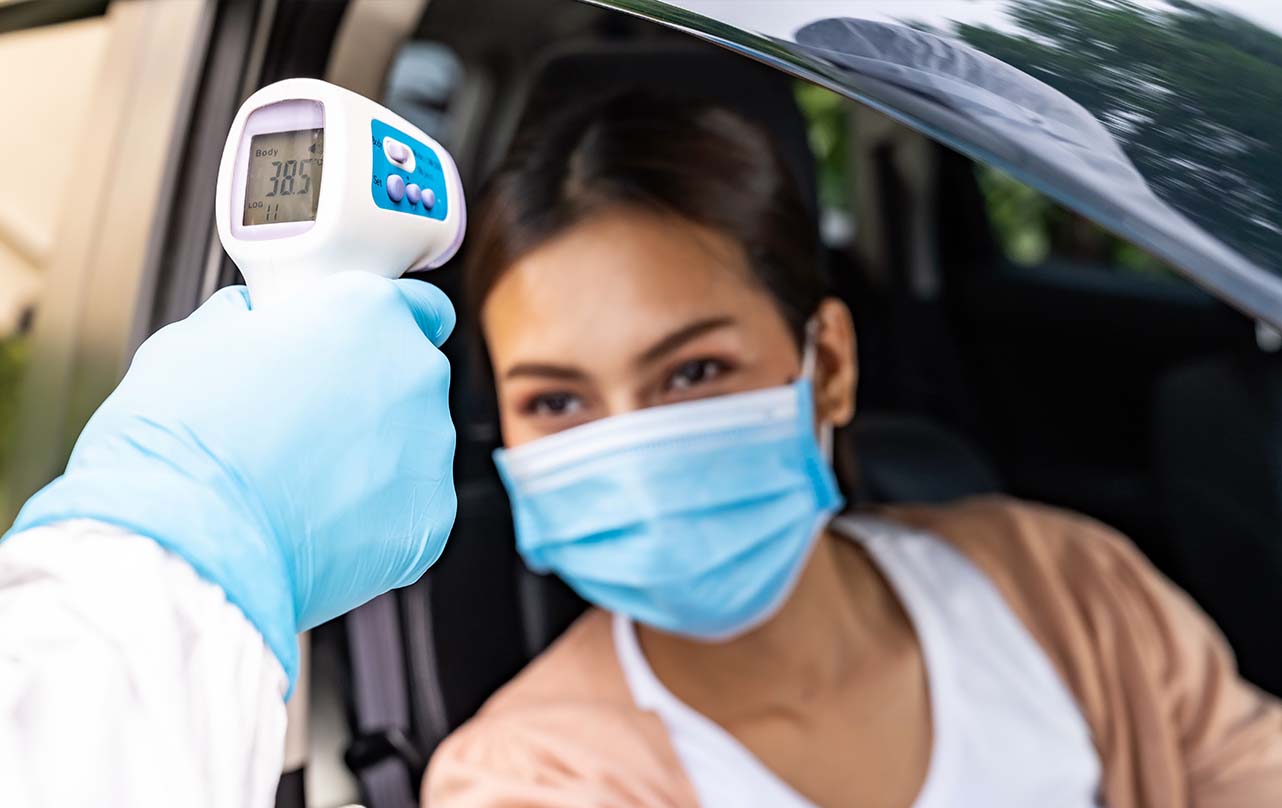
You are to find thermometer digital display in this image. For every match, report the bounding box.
[216,79,466,307]
[242,128,324,225]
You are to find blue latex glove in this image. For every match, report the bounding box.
[6,273,458,691]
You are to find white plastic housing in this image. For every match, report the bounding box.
[216,78,466,307]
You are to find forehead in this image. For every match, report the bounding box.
[481,209,784,362]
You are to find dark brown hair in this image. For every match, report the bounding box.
[464,91,827,341]
[466,90,858,497]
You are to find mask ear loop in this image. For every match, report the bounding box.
[801,319,819,380]
[801,318,835,462]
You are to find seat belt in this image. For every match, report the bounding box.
[345,592,422,808]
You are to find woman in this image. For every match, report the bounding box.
[425,92,1282,807]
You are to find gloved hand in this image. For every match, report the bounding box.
[6,273,458,691]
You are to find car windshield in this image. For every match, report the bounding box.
[588,0,1282,326]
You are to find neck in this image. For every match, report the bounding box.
[636,525,909,721]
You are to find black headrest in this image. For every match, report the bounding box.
[852,413,1003,504]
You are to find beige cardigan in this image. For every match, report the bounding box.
[426,497,1282,807]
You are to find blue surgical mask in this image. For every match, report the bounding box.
[493,335,844,640]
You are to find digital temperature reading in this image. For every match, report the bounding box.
[242,128,324,225]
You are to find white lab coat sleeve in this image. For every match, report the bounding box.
[0,519,289,808]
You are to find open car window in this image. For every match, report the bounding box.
[976,164,1179,281]
[586,0,1282,327]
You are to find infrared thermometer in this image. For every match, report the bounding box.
[215,78,466,306]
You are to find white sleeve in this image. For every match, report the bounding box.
[0,519,289,808]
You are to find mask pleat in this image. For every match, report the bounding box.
[515,435,810,544]
[530,489,818,588]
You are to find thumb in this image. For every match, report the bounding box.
[189,285,253,322]
[392,278,457,347]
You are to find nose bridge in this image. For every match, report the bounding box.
[589,358,649,419]
[602,383,647,420]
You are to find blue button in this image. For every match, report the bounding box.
[422,188,436,209]
[406,183,422,205]
[385,174,405,203]
[387,140,410,164]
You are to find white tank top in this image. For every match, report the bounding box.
[613,514,1103,807]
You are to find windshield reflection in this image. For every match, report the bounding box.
[945,0,1282,275]
[595,0,1282,320]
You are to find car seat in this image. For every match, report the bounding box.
[853,413,1002,504]
[1153,352,1282,696]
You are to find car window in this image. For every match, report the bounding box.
[975,163,1180,281]
[601,1,1282,328]
[796,81,853,245]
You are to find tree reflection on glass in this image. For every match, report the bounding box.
[954,0,1282,271]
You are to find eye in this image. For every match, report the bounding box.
[525,391,584,418]
[666,358,729,393]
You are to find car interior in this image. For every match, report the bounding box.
[279,3,1281,806]
[4,1,1275,807]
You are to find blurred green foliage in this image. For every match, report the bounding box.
[976,163,1174,277]
[796,73,1173,278]
[795,82,851,212]
[958,0,1282,273]
[0,337,27,517]
[974,164,1053,266]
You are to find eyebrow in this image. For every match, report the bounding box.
[502,316,736,381]
[504,362,589,381]
[636,316,736,366]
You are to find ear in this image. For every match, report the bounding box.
[812,297,857,428]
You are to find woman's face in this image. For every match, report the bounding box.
[482,207,857,448]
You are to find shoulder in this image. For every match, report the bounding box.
[881,494,1144,588]
[882,495,1193,655]
[479,608,631,713]
[883,497,1282,802]
[879,497,1192,729]
[881,493,1118,545]
[876,495,1181,698]
[426,609,697,806]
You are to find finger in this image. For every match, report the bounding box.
[392,278,457,347]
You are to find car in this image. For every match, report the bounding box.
[2,1,1279,806]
